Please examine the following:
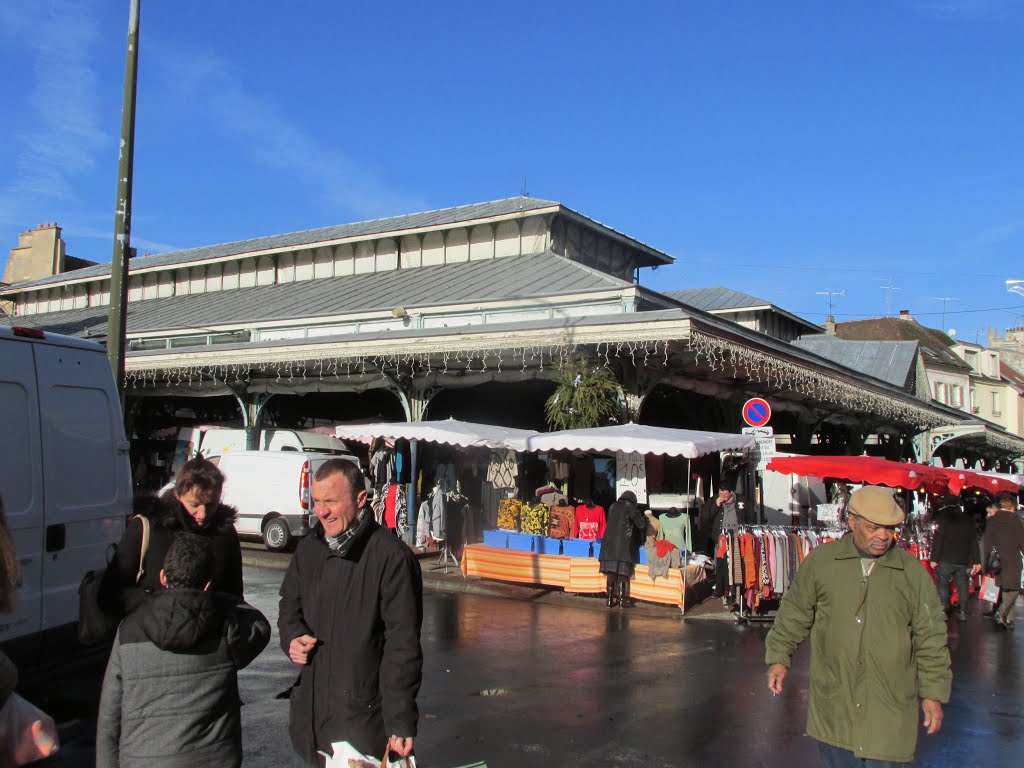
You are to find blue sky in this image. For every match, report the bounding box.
[2,0,1023,344]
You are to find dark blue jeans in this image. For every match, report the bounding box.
[818,741,903,768]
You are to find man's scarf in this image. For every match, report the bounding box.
[325,507,370,555]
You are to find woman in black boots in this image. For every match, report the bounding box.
[599,490,646,607]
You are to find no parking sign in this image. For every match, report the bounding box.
[742,397,772,428]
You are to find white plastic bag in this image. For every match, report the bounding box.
[318,741,417,768]
[981,575,1000,604]
[0,693,59,765]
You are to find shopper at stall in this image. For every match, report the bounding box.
[981,491,1024,630]
[710,488,753,603]
[764,486,951,766]
[929,496,977,621]
[599,491,646,608]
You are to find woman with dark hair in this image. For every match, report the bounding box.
[104,457,243,616]
[599,490,646,608]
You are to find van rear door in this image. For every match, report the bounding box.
[0,338,44,642]
[35,341,131,631]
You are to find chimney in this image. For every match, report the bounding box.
[824,315,836,335]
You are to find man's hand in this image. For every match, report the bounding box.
[922,699,943,735]
[970,563,982,575]
[288,634,317,665]
[767,663,788,695]
[388,735,414,758]
[929,562,937,569]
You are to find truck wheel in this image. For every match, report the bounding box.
[263,518,292,552]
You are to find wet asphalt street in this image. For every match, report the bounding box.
[19,553,1024,767]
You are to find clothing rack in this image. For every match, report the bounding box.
[720,524,835,624]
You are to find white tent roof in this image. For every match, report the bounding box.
[334,418,537,451]
[526,422,755,458]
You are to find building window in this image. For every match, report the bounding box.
[934,382,947,403]
[951,385,963,408]
[992,392,1001,415]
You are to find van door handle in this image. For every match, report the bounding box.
[45,524,66,553]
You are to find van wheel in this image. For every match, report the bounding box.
[263,518,292,552]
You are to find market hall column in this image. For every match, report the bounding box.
[227,381,273,451]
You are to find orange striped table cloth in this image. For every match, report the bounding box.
[460,545,693,612]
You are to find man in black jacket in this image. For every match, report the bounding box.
[97,532,270,767]
[279,459,423,766]
[929,497,978,621]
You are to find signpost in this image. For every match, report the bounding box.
[743,426,777,472]
[742,397,772,428]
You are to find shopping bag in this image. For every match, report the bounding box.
[318,741,418,768]
[980,575,1000,604]
[0,693,59,765]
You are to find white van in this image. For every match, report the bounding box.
[0,326,131,662]
[180,451,363,551]
[171,426,353,474]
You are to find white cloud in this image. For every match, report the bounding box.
[70,225,180,256]
[0,0,106,228]
[149,43,424,220]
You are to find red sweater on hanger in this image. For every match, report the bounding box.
[574,504,606,540]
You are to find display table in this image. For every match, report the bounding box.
[460,544,707,612]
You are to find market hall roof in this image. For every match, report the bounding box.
[1,196,673,294]
[8,251,650,340]
[791,336,919,390]
[662,286,822,337]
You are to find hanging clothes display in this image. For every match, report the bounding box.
[574,501,606,541]
[655,510,692,551]
[716,526,840,615]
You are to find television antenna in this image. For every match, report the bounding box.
[1008,279,1024,298]
[815,289,845,318]
[929,297,959,330]
[874,275,900,316]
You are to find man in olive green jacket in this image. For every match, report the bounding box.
[765,486,951,766]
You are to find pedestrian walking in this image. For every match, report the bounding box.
[96,532,271,767]
[981,491,1024,630]
[765,486,951,766]
[279,459,423,766]
[598,490,646,608]
[929,496,977,620]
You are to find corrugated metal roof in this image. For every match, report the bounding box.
[663,286,771,311]
[6,196,673,292]
[834,316,970,370]
[14,251,634,338]
[11,197,559,290]
[792,336,918,389]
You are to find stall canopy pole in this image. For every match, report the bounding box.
[405,439,418,547]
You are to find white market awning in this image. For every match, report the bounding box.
[526,422,755,458]
[335,418,537,451]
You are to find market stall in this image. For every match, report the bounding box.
[468,423,756,612]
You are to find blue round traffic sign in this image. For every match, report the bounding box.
[742,397,772,427]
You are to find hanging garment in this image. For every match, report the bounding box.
[548,504,576,539]
[656,512,691,551]
[574,504,606,541]
[415,501,430,549]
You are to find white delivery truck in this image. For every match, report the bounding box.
[0,326,131,664]
[170,426,354,474]
[162,451,363,551]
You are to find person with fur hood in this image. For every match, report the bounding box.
[103,456,243,617]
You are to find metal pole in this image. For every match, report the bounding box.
[107,0,141,395]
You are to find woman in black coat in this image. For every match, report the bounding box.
[104,456,244,616]
[598,491,646,608]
